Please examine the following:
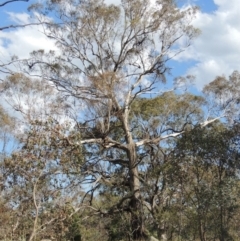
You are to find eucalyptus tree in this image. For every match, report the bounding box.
[17,0,240,239]
[0,107,17,240]
[0,80,18,239]
[0,73,84,240]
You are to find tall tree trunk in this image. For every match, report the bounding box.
[198,219,206,241]
[220,205,224,241]
[127,143,145,240]
[122,110,146,240]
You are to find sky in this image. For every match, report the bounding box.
[0,0,239,90]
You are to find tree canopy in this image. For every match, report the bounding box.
[0,0,240,241]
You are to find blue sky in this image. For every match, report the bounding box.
[0,0,30,27]
[0,0,239,90]
[188,0,217,12]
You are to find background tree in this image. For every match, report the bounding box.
[171,122,240,241]
[0,73,85,240]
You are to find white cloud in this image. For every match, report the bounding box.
[0,28,56,59]
[0,12,58,65]
[178,0,240,89]
[105,0,121,4]
[7,12,31,24]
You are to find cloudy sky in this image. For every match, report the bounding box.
[0,0,239,89]
[180,0,240,89]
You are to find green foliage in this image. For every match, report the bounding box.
[171,122,240,241]
[131,92,205,121]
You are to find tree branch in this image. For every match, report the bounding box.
[200,116,225,127]
[0,0,28,7]
[0,22,52,31]
[135,116,225,147]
